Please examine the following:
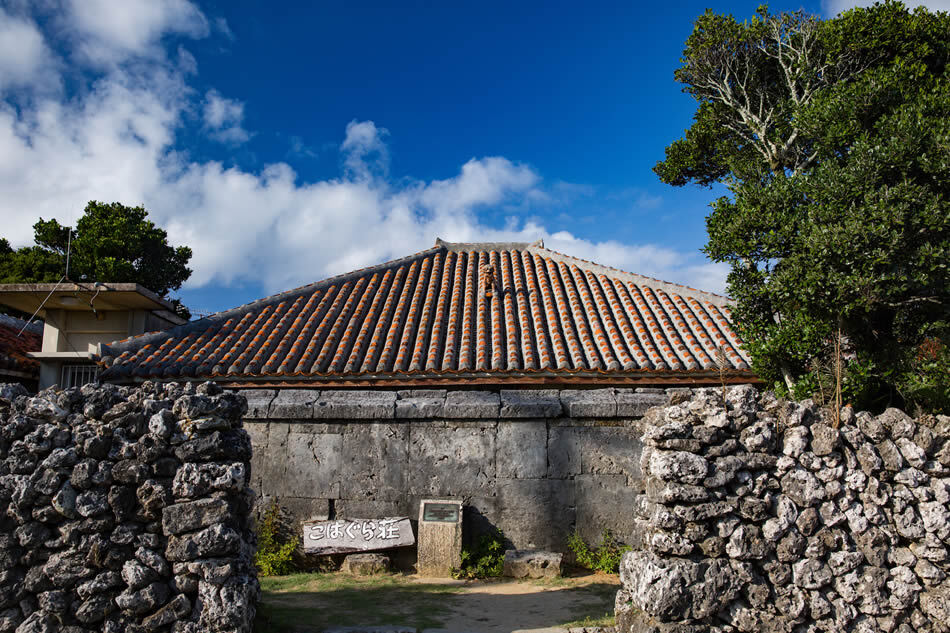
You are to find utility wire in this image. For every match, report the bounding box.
[16,227,74,338]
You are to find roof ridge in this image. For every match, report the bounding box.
[435,238,542,252]
[0,313,43,335]
[526,244,731,306]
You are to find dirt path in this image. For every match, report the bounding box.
[416,576,619,633]
[256,571,619,633]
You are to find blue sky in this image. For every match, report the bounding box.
[0,0,945,315]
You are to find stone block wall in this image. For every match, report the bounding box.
[617,386,950,633]
[0,382,258,633]
[243,387,681,556]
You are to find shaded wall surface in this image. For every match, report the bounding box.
[243,387,690,554]
[0,382,257,633]
[618,386,950,633]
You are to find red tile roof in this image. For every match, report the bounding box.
[99,240,754,385]
[0,315,41,379]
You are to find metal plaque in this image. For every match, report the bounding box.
[422,502,460,523]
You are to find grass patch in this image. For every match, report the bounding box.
[254,572,463,632]
[562,613,616,628]
[556,581,618,628]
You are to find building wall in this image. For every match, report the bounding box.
[243,387,689,557]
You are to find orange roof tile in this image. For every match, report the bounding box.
[99,240,754,384]
[0,315,41,379]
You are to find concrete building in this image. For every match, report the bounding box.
[96,240,759,554]
[0,282,185,390]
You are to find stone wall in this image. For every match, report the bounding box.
[617,386,950,633]
[0,382,258,633]
[243,387,683,556]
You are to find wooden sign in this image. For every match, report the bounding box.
[302,517,414,555]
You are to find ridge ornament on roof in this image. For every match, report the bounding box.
[98,240,756,387]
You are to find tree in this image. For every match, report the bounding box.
[656,2,950,412]
[0,201,193,320]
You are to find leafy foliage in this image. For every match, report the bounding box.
[452,529,506,579]
[0,201,193,319]
[656,2,950,412]
[567,529,631,574]
[255,501,299,577]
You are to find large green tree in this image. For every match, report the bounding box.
[0,201,193,319]
[656,2,950,412]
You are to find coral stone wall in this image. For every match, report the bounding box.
[617,386,950,633]
[0,382,258,633]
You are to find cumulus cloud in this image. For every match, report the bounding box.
[64,0,209,65]
[340,120,389,181]
[202,90,251,145]
[0,1,730,299]
[0,8,58,92]
[823,0,950,15]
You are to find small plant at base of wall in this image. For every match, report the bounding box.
[567,529,631,574]
[451,529,506,579]
[255,501,299,577]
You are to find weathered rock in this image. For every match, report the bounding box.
[165,524,241,562]
[341,553,391,575]
[503,550,562,579]
[162,498,231,536]
[0,383,256,633]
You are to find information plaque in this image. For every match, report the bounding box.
[417,498,463,576]
[422,502,460,523]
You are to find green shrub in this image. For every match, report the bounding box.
[255,501,298,577]
[568,529,630,574]
[452,529,506,579]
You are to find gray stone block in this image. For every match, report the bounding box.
[314,391,395,419]
[548,425,644,479]
[253,423,288,497]
[257,495,330,528]
[443,391,500,418]
[244,422,268,492]
[408,425,495,496]
[241,389,276,419]
[503,549,563,579]
[559,389,617,417]
[496,422,547,479]
[341,553,390,575]
[396,390,446,418]
[340,424,409,501]
[500,390,563,418]
[496,479,575,551]
[575,473,640,547]
[336,498,412,520]
[269,389,318,419]
[615,389,667,417]
[283,430,343,498]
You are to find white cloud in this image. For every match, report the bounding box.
[0,4,730,298]
[341,120,389,181]
[65,0,208,65]
[213,17,234,41]
[0,8,57,91]
[202,90,250,144]
[823,0,950,16]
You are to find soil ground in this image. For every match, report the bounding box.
[254,570,620,633]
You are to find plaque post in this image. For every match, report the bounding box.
[416,499,463,577]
